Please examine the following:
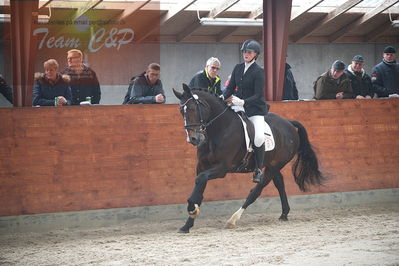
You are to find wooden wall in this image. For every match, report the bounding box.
[1,99,398,216]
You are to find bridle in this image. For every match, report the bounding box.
[179,95,229,133]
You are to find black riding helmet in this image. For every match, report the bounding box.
[240,39,261,60]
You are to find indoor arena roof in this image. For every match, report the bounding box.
[0,0,398,43]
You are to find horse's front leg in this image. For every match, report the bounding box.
[178,166,226,234]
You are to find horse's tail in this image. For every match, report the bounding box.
[290,120,325,192]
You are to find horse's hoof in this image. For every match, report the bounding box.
[225,222,236,229]
[279,214,288,221]
[177,228,189,234]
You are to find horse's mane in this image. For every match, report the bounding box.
[190,88,230,109]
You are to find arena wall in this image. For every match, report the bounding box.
[0,99,399,217]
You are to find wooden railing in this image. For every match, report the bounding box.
[1,99,398,216]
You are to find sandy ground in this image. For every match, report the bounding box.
[0,203,398,266]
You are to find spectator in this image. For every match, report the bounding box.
[282,63,299,100]
[0,75,13,104]
[123,63,165,104]
[313,60,352,100]
[223,39,267,183]
[345,55,373,99]
[371,46,399,98]
[189,57,222,96]
[32,59,72,106]
[61,49,101,105]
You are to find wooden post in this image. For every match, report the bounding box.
[263,0,292,101]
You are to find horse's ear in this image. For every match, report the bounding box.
[182,83,193,96]
[173,88,183,100]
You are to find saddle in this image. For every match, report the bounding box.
[230,111,275,173]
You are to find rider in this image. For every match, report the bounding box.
[223,39,267,183]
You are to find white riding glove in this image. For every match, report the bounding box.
[231,95,245,107]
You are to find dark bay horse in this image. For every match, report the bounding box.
[173,84,325,233]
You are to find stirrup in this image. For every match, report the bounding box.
[252,168,263,183]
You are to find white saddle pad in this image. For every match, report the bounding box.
[237,114,275,152]
[264,121,275,151]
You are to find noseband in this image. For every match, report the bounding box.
[180,95,228,133]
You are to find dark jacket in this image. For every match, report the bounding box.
[0,76,13,104]
[32,73,72,106]
[189,69,222,95]
[282,63,299,100]
[124,72,165,104]
[371,60,399,97]
[345,65,373,98]
[313,71,352,100]
[223,62,267,116]
[61,65,101,105]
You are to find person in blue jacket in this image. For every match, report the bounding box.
[371,46,399,98]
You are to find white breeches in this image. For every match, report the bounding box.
[249,115,265,147]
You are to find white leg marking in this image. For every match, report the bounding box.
[225,207,244,229]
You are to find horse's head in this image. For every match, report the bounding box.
[173,84,213,146]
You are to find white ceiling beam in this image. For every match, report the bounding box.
[209,0,240,18]
[330,0,399,42]
[118,0,151,20]
[135,0,197,43]
[249,6,263,19]
[292,0,364,43]
[290,0,323,21]
[73,0,103,19]
[38,0,53,9]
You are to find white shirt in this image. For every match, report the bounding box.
[244,60,255,74]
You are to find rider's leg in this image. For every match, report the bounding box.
[249,115,265,183]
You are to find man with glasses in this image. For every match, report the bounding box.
[123,63,165,104]
[61,49,101,105]
[189,57,222,96]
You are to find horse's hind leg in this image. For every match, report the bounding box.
[272,170,290,221]
[225,170,273,228]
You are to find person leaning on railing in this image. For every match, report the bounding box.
[313,60,353,100]
[371,46,399,98]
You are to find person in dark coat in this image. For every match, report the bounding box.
[313,60,352,100]
[61,49,101,105]
[33,59,72,106]
[223,39,267,183]
[282,63,299,100]
[189,57,222,96]
[123,63,165,104]
[0,75,13,104]
[371,46,399,98]
[345,55,373,99]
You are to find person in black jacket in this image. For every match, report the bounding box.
[32,59,72,106]
[189,57,222,95]
[282,63,299,100]
[345,55,373,99]
[0,75,13,104]
[61,49,101,105]
[371,46,399,98]
[223,39,267,183]
[123,63,165,104]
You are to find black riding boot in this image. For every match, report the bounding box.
[253,144,265,183]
